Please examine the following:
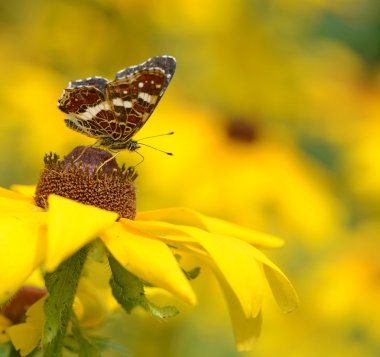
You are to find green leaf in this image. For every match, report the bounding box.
[42,246,89,357]
[0,344,40,357]
[107,252,179,319]
[89,239,107,263]
[145,302,179,319]
[182,266,201,280]
[0,343,18,357]
[174,254,201,281]
[108,252,144,314]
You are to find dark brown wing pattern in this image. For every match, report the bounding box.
[58,84,118,140]
[106,70,167,141]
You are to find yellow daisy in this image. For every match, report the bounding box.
[0,146,298,355]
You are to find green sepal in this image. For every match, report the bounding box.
[1,344,40,357]
[174,254,201,281]
[42,246,89,356]
[0,343,20,357]
[145,302,179,319]
[182,266,201,280]
[89,239,107,263]
[107,253,179,319]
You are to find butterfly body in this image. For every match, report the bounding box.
[58,56,176,151]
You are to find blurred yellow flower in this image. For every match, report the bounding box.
[1,280,109,356]
[5,295,45,356]
[0,184,298,352]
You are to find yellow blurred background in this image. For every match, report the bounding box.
[1,0,380,356]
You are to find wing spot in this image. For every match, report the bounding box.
[83,101,111,119]
[112,98,124,107]
[138,92,152,103]
[138,82,144,88]
[81,111,93,120]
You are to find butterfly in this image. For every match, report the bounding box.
[57,56,176,153]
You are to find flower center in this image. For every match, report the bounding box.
[34,146,137,219]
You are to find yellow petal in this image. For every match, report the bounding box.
[10,185,36,199]
[119,218,195,243]
[181,227,264,318]
[0,212,46,303]
[137,207,208,228]
[195,214,283,248]
[83,257,118,311]
[137,207,283,248]
[101,222,196,306]
[193,252,262,351]
[7,297,45,356]
[24,270,45,288]
[127,215,298,314]
[263,265,299,312]
[217,271,262,351]
[0,315,12,343]
[75,278,108,328]
[0,196,42,215]
[0,187,35,204]
[45,195,118,271]
[250,249,299,312]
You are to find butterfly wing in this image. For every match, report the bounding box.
[105,56,176,142]
[58,76,121,141]
[58,56,176,149]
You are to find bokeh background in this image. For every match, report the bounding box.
[1,0,380,356]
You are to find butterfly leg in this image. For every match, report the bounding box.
[133,150,145,168]
[95,150,120,174]
[73,140,102,164]
[73,146,90,164]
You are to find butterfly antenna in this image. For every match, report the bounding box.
[137,131,174,141]
[134,131,174,157]
[138,142,173,156]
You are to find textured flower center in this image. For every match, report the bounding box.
[34,146,137,219]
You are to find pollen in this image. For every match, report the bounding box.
[34,147,137,219]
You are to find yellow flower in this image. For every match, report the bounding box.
[1,280,108,356]
[0,181,298,353]
[5,295,45,356]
